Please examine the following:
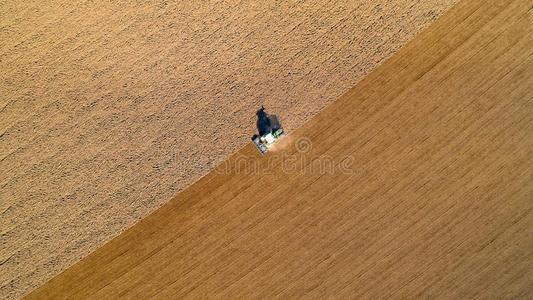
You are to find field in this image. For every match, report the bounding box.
[26,0,533,298]
[0,0,460,298]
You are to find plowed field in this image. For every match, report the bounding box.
[27,0,533,298]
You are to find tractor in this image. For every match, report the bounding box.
[251,106,284,155]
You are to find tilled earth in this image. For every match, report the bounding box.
[0,0,456,298]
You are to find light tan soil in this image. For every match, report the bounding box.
[0,1,456,298]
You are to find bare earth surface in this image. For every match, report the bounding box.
[0,0,458,298]
[27,0,533,298]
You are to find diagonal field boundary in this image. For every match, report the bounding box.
[27,0,532,298]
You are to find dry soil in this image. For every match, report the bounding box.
[26,0,533,298]
[0,0,458,298]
